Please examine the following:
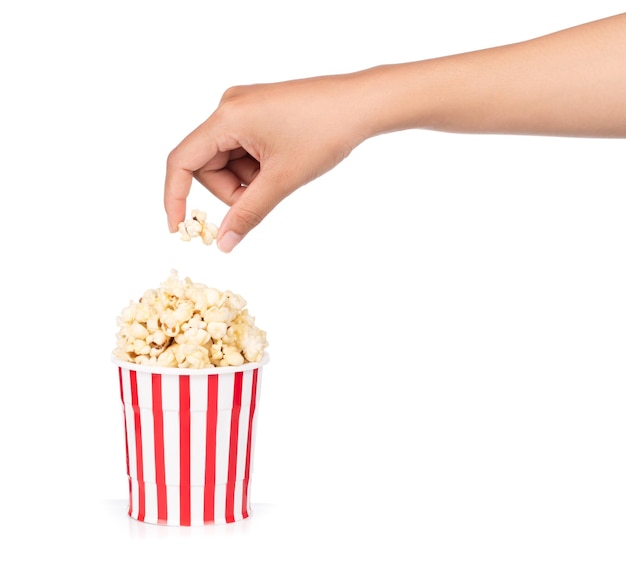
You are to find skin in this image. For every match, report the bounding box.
[164,13,626,253]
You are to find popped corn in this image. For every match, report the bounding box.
[178,209,219,245]
[113,270,268,369]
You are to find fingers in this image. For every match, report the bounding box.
[164,118,227,232]
[165,117,260,232]
[193,152,260,205]
[192,168,244,206]
[225,153,260,186]
[217,168,290,253]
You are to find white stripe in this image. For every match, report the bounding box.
[129,479,138,520]
[121,369,138,518]
[233,370,254,518]
[136,372,155,486]
[144,481,157,524]
[249,370,263,476]
[189,374,209,411]
[244,369,262,517]
[217,372,235,410]
[166,484,180,526]
[238,369,254,473]
[189,486,207,526]
[159,373,180,410]
[213,372,234,519]
[214,482,227,524]
[189,375,208,486]
[215,373,234,485]
[189,374,209,524]
[161,374,180,488]
[246,480,254,516]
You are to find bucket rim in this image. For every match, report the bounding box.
[111,352,269,375]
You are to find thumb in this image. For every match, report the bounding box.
[217,170,289,253]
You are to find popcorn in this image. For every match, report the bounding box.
[177,209,219,245]
[113,270,268,368]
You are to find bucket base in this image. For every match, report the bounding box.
[126,479,253,526]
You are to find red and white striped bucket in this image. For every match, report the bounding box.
[113,355,268,526]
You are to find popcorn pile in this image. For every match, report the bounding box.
[178,209,219,246]
[113,270,268,369]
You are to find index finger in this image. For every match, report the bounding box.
[163,119,223,232]
[164,156,193,232]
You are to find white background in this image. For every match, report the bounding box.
[1,1,625,563]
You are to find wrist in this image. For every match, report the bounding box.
[347,63,437,139]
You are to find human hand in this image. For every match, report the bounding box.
[164,73,370,252]
[165,12,626,255]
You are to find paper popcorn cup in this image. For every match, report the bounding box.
[113,354,268,526]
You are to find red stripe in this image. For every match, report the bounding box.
[118,368,132,517]
[152,373,167,524]
[130,370,145,522]
[179,375,191,526]
[241,368,259,518]
[225,372,243,523]
[204,374,219,524]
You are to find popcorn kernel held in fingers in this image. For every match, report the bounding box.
[178,209,219,246]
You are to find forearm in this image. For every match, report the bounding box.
[354,13,626,139]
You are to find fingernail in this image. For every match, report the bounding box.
[217,231,242,253]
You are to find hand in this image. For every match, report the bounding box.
[164,74,369,252]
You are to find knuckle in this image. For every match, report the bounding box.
[220,85,248,103]
[166,145,183,168]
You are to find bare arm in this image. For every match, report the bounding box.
[165,13,626,252]
[361,13,626,137]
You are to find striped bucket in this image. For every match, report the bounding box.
[114,355,268,526]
